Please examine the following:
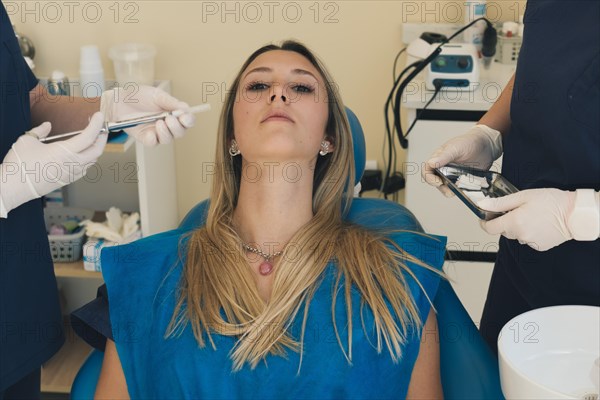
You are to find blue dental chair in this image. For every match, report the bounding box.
[70,108,503,399]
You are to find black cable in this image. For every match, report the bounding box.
[392,47,443,149]
[382,82,441,199]
[380,17,495,197]
[383,61,420,193]
[446,17,491,42]
[392,17,493,150]
[392,47,407,82]
[403,83,443,139]
[389,47,407,195]
[384,61,420,176]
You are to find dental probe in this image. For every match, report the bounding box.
[38,104,211,143]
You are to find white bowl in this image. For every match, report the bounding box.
[498,305,600,399]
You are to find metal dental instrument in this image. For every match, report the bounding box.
[38,104,211,143]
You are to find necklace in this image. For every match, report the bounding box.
[241,243,284,276]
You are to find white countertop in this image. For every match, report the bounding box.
[403,61,516,111]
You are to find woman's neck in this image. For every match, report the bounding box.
[232,163,314,249]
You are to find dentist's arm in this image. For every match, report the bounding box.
[422,75,515,196]
[30,84,100,134]
[478,73,514,136]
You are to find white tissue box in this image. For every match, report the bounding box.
[83,239,117,272]
[82,231,142,272]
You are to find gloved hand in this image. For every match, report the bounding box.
[101,86,195,146]
[478,188,576,251]
[422,124,503,197]
[0,112,107,218]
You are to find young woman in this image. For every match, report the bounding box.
[91,40,445,399]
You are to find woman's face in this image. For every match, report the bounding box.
[232,50,330,164]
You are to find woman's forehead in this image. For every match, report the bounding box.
[242,50,323,82]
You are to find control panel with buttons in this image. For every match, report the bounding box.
[426,43,480,92]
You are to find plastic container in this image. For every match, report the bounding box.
[109,43,156,86]
[44,207,94,262]
[495,34,522,65]
[501,21,519,36]
[79,45,105,98]
[464,0,487,52]
[47,70,70,96]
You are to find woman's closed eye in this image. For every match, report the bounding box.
[290,83,315,93]
[245,81,315,94]
[246,81,269,91]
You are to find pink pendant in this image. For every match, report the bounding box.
[259,261,274,276]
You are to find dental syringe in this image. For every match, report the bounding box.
[38,104,211,143]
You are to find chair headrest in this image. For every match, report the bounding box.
[345,107,366,185]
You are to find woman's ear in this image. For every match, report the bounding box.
[229,138,241,157]
[324,136,335,152]
[319,138,334,156]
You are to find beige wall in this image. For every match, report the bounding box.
[11,0,525,220]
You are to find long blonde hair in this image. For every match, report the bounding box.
[168,40,435,371]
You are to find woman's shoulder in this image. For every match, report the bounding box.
[347,198,446,268]
[347,198,423,232]
[103,198,210,277]
[71,228,194,350]
[102,228,187,267]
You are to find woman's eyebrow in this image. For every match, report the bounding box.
[243,67,318,81]
[243,66,271,79]
[291,69,319,81]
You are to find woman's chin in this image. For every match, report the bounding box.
[241,149,314,165]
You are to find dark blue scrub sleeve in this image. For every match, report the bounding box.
[71,285,113,351]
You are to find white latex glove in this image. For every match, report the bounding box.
[478,189,576,251]
[101,86,196,146]
[0,112,107,218]
[422,124,503,197]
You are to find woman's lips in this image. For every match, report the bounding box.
[262,112,294,123]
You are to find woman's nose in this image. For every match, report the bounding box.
[268,84,287,104]
[269,94,287,103]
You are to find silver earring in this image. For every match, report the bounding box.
[229,140,241,157]
[319,141,330,156]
